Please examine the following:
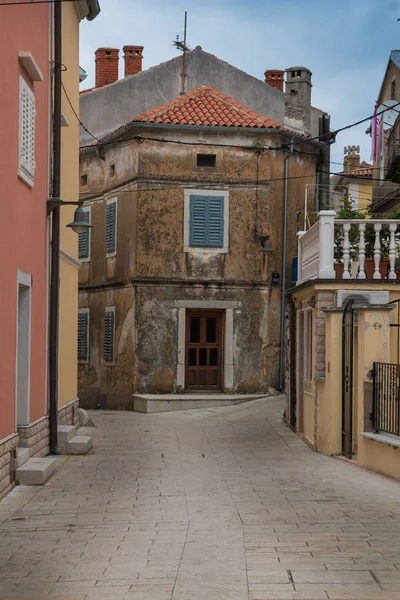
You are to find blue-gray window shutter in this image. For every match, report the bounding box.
[77,312,88,360]
[189,195,224,248]
[104,311,115,361]
[78,211,90,259]
[106,202,116,254]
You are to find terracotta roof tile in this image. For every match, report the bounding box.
[341,165,373,177]
[95,86,305,145]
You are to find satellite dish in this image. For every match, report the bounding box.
[376,99,400,131]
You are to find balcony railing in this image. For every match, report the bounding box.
[297,210,400,284]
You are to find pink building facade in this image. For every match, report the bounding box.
[0,0,51,497]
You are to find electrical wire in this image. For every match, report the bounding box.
[77,167,398,200]
[79,102,400,155]
[61,82,99,142]
[269,101,400,150]
[0,0,75,5]
[77,172,322,199]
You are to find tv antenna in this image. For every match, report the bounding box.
[173,11,190,95]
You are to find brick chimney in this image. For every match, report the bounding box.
[123,45,144,77]
[95,48,119,88]
[284,66,312,134]
[343,145,361,172]
[264,70,284,92]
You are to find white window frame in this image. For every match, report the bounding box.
[183,188,229,254]
[18,75,36,188]
[104,306,116,364]
[15,269,32,428]
[78,308,90,363]
[106,197,118,258]
[79,206,91,263]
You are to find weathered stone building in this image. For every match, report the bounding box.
[78,89,327,410]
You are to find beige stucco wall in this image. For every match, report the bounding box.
[58,3,80,407]
[291,282,400,457]
[357,181,372,213]
[359,438,400,481]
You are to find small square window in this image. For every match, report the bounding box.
[110,164,116,178]
[80,174,88,187]
[197,154,216,167]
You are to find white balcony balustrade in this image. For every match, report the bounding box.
[296,211,400,284]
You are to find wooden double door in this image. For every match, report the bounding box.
[185,310,223,391]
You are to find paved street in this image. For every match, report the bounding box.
[1,397,400,600]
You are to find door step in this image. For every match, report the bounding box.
[16,447,30,468]
[16,457,57,485]
[57,426,92,455]
[63,435,92,455]
[133,393,267,413]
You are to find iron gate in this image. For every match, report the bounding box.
[372,362,400,436]
[342,299,354,457]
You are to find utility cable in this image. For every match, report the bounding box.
[0,0,76,6]
[80,100,400,154]
[61,82,99,142]
[79,99,400,159]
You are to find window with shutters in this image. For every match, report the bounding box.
[184,189,229,254]
[104,308,115,362]
[106,198,117,256]
[77,309,89,361]
[78,207,91,261]
[18,76,36,187]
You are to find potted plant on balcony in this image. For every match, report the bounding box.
[334,195,365,278]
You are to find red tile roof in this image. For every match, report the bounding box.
[91,86,305,146]
[341,163,373,177]
[131,86,284,128]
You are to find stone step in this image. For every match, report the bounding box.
[58,425,76,443]
[16,458,57,486]
[64,435,92,455]
[16,447,30,469]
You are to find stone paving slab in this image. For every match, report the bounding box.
[0,396,400,599]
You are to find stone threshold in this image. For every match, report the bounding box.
[361,431,400,448]
[132,393,268,413]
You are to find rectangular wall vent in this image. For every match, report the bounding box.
[337,290,390,307]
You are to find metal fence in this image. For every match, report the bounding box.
[372,362,400,436]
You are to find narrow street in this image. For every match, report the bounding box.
[1,397,400,600]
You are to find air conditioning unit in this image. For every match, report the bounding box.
[337,290,389,307]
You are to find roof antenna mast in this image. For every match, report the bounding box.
[173,11,189,95]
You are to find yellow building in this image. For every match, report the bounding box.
[287,210,400,482]
[330,146,372,214]
[57,1,100,425]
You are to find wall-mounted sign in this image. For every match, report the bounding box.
[272,272,280,285]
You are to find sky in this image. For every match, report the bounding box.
[80,0,400,172]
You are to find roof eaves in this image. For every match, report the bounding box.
[377,50,400,104]
[80,121,315,155]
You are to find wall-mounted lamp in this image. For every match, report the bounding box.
[66,206,92,234]
[259,235,275,254]
[47,198,91,234]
